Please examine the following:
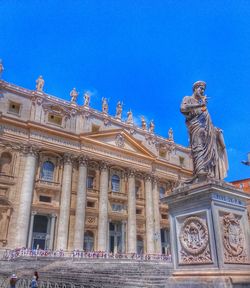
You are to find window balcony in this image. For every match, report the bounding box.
[0,173,15,185]
[35,179,61,192]
[108,191,127,201]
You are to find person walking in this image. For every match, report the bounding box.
[31,276,38,288]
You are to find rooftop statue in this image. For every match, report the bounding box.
[36,76,44,92]
[168,128,174,141]
[102,97,108,114]
[0,59,4,78]
[70,88,78,103]
[149,120,155,133]
[180,81,228,182]
[115,101,123,119]
[141,116,147,130]
[83,91,90,107]
[127,110,133,124]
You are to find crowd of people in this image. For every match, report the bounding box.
[3,247,171,262]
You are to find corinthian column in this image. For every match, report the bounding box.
[97,162,109,251]
[152,178,161,253]
[16,146,38,247]
[145,175,154,254]
[56,154,73,250]
[127,170,137,253]
[73,157,88,249]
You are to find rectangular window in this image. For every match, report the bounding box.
[39,195,52,203]
[87,176,94,189]
[111,203,123,212]
[179,156,185,166]
[87,201,95,208]
[8,101,21,115]
[136,209,142,215]
[161,214,168,220]
[48,113,62,126]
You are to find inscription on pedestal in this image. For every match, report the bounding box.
[178,215,213,265]
[220,212,248,264]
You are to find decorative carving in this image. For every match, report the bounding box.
[0,199,12,246]
[115,133,125,148]
[179,216,212,264]
[87,217,96,224]
[21,145,40,158]
[222,212,247,263]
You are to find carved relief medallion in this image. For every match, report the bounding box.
[115,134,125,148]
[222,213,247,263]
[179,216,212,264]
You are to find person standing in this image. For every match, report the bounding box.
[9,274,17,288]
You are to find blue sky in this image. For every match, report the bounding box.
[1,0,249,181]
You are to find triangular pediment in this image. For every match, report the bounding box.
[80,129,155,159]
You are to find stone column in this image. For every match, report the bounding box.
[127,170,137,253]
[49,214,56,250]
[16,147,38,247]
[145,175,154,254]
[73,157,88,249]
[152,178,161,253]
[56,154,73,250]
[27,211,37,249]
[121,221,126,253]
[97,162,109,251]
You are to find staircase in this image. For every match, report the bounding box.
[0,257,173,288]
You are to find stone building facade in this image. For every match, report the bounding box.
[0,77,193,254]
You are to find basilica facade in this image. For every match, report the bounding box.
[0,76,192,254]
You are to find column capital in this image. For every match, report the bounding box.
[100,161,109,171]
[63,153,74,164]
[78,155,88,166]
[21,144,40,158]
[127,169,136,178]
[144,173,153,182]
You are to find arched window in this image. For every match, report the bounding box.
[111,174,120,192]
[159,186,165,199]
[40,161,55,181]
[84,231,94,251]
[0,152,12,175]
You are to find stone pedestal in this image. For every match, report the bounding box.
[164,179,250,287]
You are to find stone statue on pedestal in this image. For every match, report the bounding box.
[149,120,155,133]
[141,116,147,130]
[168,128,174,141]
[70,88,78,103]
[181,81,228,182]
[83,92,90,107]
[102,97,108,114]
[115,101,123,119]
[126,110,133,124]
[0,60,4,78]
[36,76,44,92]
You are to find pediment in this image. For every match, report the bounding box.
[80,129,155,159]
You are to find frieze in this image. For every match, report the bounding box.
[115,133,125,148]
[30,131,80,149]
[212,193,245,207]
[221,212,248,264]
[0,124,28,137]
[81,142,152,166]
[179,215,212,265]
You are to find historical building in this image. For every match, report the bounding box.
[0,75,193,254]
